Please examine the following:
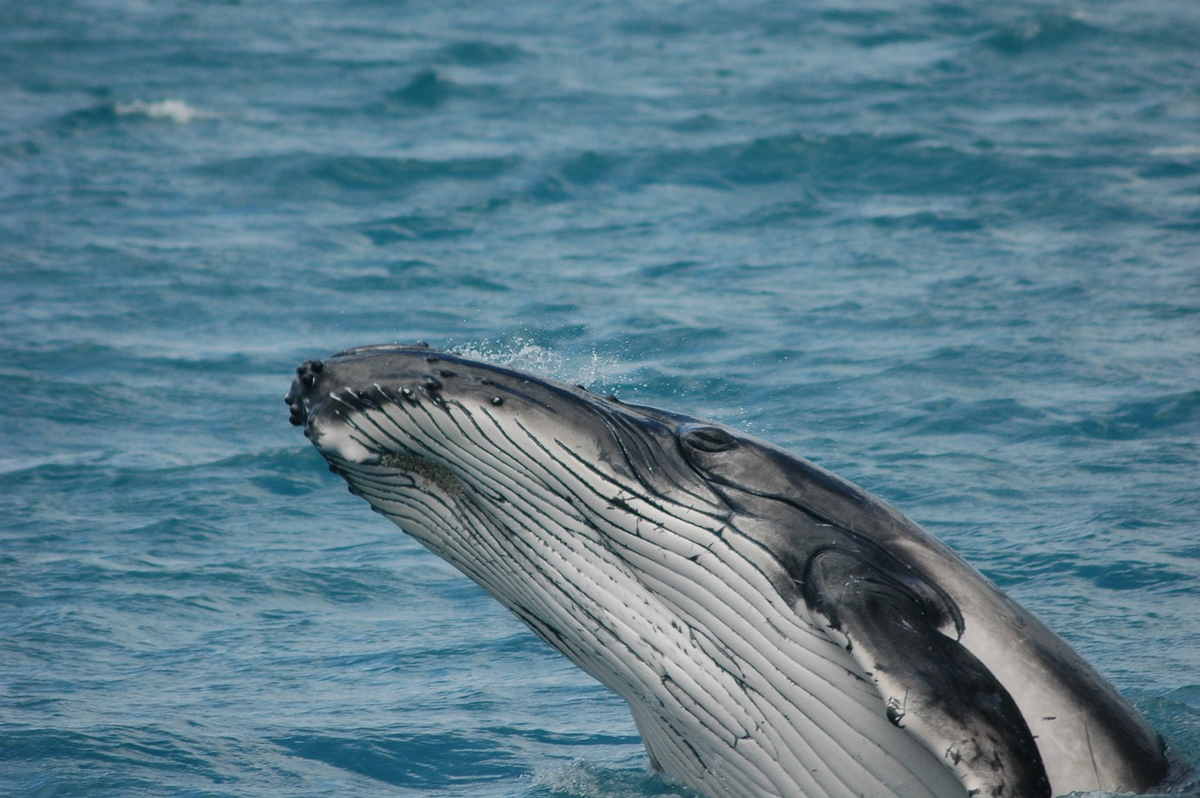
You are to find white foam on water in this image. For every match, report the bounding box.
[113,99,211,123]
[529,759,690,798]
[1149,145,1200,158]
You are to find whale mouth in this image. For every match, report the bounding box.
[284,344,600,510]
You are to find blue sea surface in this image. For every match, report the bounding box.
[2,1,1199,795]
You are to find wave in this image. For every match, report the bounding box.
[274,730,521,788]
[113,99,211,124]
[982,11,1101,56]
[434,40,527,67]
[53,100,212,132]
[1067,391,1200,441]
[198,152,518,194]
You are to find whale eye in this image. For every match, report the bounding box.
[681,425,737,453]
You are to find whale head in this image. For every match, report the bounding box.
[285,343,830,635]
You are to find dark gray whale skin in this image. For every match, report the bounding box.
[287,343,1168,798]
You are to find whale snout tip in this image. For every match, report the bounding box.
[285,359,325,427]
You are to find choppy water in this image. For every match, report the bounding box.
[2,1,1199,795]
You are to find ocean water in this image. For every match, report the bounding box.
[2,0,1199,795]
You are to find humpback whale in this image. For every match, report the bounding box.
[285,343,1167,798]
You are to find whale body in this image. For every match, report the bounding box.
[286,344,1167,798]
